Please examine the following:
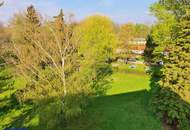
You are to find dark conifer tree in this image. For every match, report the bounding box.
[24,5,41,44]
[160,9,190,102]
[153,9,190,128]
[144,34,156,65]
[54,9,65,33]
[54,9,65,45]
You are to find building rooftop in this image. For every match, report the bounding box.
[133,38,146,42]
[129,38,147,45]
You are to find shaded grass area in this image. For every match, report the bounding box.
[68,91,164,130]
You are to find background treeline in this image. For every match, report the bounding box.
[118,23,149,47]
[116,23,150,60]
[144,0,190,129]
[0,5,149,129]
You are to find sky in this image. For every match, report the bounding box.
[0,0,157,25]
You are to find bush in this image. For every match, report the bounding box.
[152,88,190,129]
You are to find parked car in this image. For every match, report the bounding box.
[129,65,137,69]
[156,60,164,65]
[127,58,137,62]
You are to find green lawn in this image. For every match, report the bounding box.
[107,72,150,95]
[68,91,164,130]
[108,63,150,95]
[68,63,164,130]
[0,64,165,130]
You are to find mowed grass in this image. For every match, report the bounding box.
[68,63,164,130]
[68,91,164,130]
[107,72,150,95]
[108,63,150,95]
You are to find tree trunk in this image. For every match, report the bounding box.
[62,57,67,97]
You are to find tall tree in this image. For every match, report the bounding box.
[118,23,136,47]
[144,34,155,64]
[159,0,190,19]
[10,5,41,45]
[118,23,149,48]
[152,8,190,129]
[150,2,178,63]
[10,11,117,129]
[160,9,190,102]
[76,15,117,95]
[149,1,190,128]
[53,9,66,45]
[11,10,80,129]
[24,5,41,44]
[135,24,150,38]
[54,9,65,33]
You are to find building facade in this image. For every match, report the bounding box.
[128,38,146,55]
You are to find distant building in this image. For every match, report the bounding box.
[128,38,146,55]
[116,38,147,60]
[129,38,147,45]
[116,49,127,54]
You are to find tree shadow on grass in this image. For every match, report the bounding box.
[67,90,164,130]
[1,90,166,130]
[0,105,35,129]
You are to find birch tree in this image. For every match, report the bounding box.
[10,8,82,129]
[9,8,117,129]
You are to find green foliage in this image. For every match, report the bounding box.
[10,13,27,44]
[149,0,189,64]
[63,15,117,118]
[7,9,117,129]
[53,9,65,44]
[118,23,149,50]
[135,24,150,38]
[0,37,16,111]
[150,2,178,63]
[159,0,189,19]
[0,63,164,130]
[76,15,117,95]
[15,68,64,103]
[151,6,190,129]
[0,67,14,109]
[10,5,41,45]
[118,23,136,46]
[0,25,11,44]
[152,88,190,128]
[26,5,40,25]
[37,100,66,130]
[54,9,65,33]
[144,34,156,64]
[25,5,41,43]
